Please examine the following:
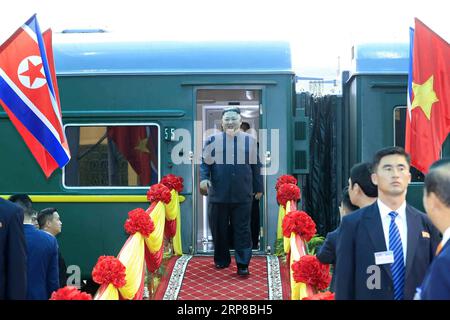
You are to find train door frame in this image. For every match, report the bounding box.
[192,86,266,255]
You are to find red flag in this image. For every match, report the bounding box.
[0,15,70,177]
[405,18,450,173]
[107,126,158,186]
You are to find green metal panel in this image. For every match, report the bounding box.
[292,94,310,174]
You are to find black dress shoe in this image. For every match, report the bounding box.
[215,263,229,269]
[237,267,250,276]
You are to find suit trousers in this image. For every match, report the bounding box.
[208,202,253,267]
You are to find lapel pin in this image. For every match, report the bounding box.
[422,231,430,238]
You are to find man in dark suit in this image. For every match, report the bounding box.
[10,194,59,299]
[318,162,375,290]
[38,207,67,288]
[335,147,440,300]
[0,198,27,299]
[317,186,358,291]
[200,107,263,276]
[418,159,450,299]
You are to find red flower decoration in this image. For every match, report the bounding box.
[92,256,126,288]
[146,183,171,204]
[302,291,335,300]
[292,255,331,291]
[276,175,298,190]
[282,210,316,241]
[124,208,155,237]
[161,174,184,193]
[276,183,301,207]
[50,286,92,300]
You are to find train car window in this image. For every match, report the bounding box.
[393,107,424,182]
[63,124,160,188]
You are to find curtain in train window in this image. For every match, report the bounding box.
[64,125,159,187]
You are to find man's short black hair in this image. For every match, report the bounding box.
[240,122,250,131]
[341,186,359,212]
[372,146,410,172]
[37,207,57,229]
[222,106,241,116]
[424,159,450,207]
[8,194,34,217]
[350,162,378,198]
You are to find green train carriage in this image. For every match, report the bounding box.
[1,33,449,283]
[0,33,299,280]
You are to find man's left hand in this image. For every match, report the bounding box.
[255,192,263,200]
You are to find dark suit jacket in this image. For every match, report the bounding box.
[334,201,440,300]
[419,240,450,299]
[317,228,339,292]
[24,225,59,299]
[317,228,339,265]
[200,132,263,203]
[0,198,27,300]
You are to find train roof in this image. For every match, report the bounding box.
[350,42,409,77]
[53,33,293,76]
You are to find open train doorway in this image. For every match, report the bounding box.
[195,88,263,254]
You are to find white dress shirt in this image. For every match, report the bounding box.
[377,199,408,265]
[441,227,450,248]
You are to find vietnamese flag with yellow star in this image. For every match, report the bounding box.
[405,18,450,173]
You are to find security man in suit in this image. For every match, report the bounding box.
[418,159,450,299]
[317,186,358,291]
[38,208,67,288]
[10,194,59,299]
[334,146,440,300]
[318,162,376,291]
[200,107,263,276]
[0,198,27,300]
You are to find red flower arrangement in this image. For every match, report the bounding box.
[275,174,298,190]
[50,286,92,300]
[292,255,331,291]
[146,183,172,204]
[302,291,335,300]
[276,183,301,207]
[160,174,184,193]
[282,210,316,241]
[92,256,127,288]
[124,208,155,237]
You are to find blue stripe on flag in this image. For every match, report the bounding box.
[25,15,56,100]
[0,76,69,167]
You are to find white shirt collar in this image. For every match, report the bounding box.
[442,227,450,248]
[377,198,407,220]
[43,230,55,237]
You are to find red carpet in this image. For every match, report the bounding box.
[160,255,288,300]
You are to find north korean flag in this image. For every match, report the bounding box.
[0,15,70,178]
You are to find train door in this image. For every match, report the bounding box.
[194,88,263,254]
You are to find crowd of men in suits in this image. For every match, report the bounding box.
[317,147,450,300]
[0,195,67,300]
